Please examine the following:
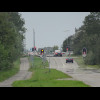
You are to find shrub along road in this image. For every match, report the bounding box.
[0,57,32,87]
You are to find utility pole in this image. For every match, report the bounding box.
[64,30,70,56]
[33,28,35,49]
[31,28,35,68]
[64,30,70,45]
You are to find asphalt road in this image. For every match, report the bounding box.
[0,57,32,87]
[47,57,100,87]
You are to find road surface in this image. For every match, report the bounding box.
[0,57,32,87]
[47,57,100,87]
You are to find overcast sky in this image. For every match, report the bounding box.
[20,12,90,50]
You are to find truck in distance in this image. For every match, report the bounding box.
[54,50,62,57]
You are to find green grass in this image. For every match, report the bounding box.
[74,56,100,69]
[0,58,20,82]
[28,56,49,71]
[13,80,89,87]
[30,68,71,81]
[12,56,90,87]
[74,56,86,68]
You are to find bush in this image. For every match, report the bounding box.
[0,42,11,70]
[95,37,100,65]
[84,51,96,65]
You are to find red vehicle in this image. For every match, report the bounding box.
[54,50,62,57]
[66,57,73,63]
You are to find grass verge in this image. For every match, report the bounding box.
[74,56,100,69]
[12,56,90,87]
[0,58,20,82]
[13,80,89,87]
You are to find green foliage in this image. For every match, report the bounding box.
[12,79,90,87]
[95,36,100,64]
[62,12,100,65]
[0,12,26,70]
[53,45,59,51]
[12,56,89,87]
[84,51,96,65]
[0,58,20,82]
[0,42,9,70]
[62,39,68,52]
[62,35,73,52]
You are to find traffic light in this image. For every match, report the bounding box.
[34,46,36,50]
[66,47,68,51]
[32,48,34,51]
[66,46,70,51]
[41,49,44,54]
[83,48,87,54]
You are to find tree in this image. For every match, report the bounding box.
[95,36,100,64]
[8,12,26,61]
[71,12,100,65]
[62,39,68,52]
[62,35,74,52]
[0,12,26,70]
[53,45,59,52]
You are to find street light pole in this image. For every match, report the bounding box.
[64,30,70,56]
[33,28,35,49]
[64,30,70,45]
[31,28,35,68]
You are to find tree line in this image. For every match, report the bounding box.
[0,12,26,70]
[62,12,100,65]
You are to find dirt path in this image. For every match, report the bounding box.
[0,57,32,87]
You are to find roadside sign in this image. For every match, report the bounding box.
[66,48,68,52]
[66,46,70,52]
[82,47,87,57]
[34,46,36,50]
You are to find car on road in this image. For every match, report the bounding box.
[66,57,73,63]
[62,52,65,54]
[54,50,62,57]
[54,52,62,57]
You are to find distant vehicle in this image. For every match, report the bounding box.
[62,52,65,54]
[66,57,73,63]
[54,50,62,57]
